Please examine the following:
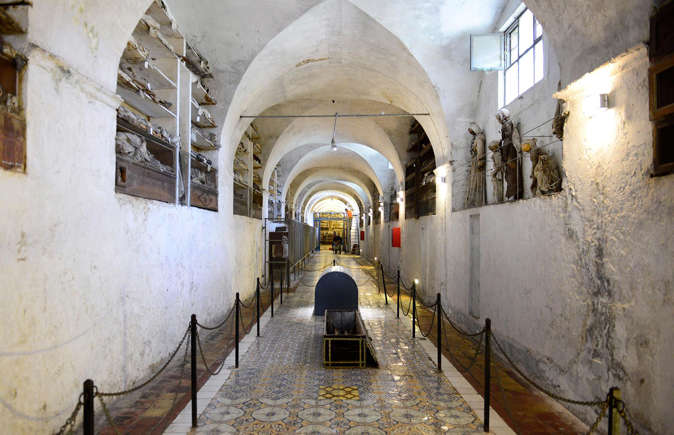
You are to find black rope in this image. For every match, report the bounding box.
[441,306,485,337]
[490,332,606,407]
[98,325,190,397]
[196,304,235,331]
[195,328,227,376]
[415,308,435,338]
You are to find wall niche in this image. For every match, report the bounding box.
[0,3,27,174]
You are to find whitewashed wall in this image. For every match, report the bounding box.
[366,45,673,433]
[0,2,264,433]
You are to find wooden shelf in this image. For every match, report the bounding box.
[117,117,175,152]
[192,105,216,128]
[122,37,148,63]
[115,155,176,203]
[192,80,216,105]
[118,72,176,119]
[120,60,176,90]
[191,128,219,151]
[183,43,213,78]
[0,8,25,34]
[135,18,178,60]
[191,182,218,211]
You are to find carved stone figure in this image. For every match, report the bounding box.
[496,108,523,200]
[465,123,486,208]
[488,141,504,202]
[526,139,562,195]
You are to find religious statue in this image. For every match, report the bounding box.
[465,123,486,208]
[524,139,562,195]
[496,108,523,200]
[488,141,504,202]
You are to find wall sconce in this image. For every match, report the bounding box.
[414,279,419,286]
[584,93,611,115]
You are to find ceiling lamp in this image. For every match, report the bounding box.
[330,113,338,151]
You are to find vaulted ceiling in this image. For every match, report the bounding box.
[163,0,509,218]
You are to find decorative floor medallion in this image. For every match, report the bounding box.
[319,384,360,400]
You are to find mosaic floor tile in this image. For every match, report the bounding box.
[318,384,360,400]
[195,252,482,433]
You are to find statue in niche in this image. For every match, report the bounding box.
[496,108,523,200]
[465,123,486,208]
[523,138,562,195]
[488,141,504,202]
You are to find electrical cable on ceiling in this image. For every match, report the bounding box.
[240,112,431,119]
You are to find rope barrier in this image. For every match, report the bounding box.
[98,325,190,397]
[54,396,83,435]
[415,309,435,338]
[195,328,227,376]
[489,331,606,407]
[441,306,486,337]
[196,305,235,331]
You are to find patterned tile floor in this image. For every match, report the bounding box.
[186,251,486,434]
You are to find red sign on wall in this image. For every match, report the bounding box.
[392,227,401,248]
[360,230,365,241]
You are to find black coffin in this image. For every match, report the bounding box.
[314,266,358,315]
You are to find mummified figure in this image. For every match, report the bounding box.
[115,132,173,174]
[488,141,504,202]
[552,98,569,141]
[496,108,523,200]
[527,139,562,195]
[465,123,486,208]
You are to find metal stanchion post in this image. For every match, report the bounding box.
[286,260,290,291]
[280,268,283,305]
[380,262,388,304]
[270,268,274,318]
[484,318,491,433]
[256,278,260,337]
[235,293,240,368]
[83,379,94,435]
[333,259,336,266]
[437,293,441,371]
[412,282,416,338]
[190,314,197,427]
[396,270,400,319]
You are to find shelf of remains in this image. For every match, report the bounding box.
[315,266,378,368]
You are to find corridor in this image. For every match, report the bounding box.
[165,251,507,434]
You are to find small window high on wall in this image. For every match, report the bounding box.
[500,8,544,106]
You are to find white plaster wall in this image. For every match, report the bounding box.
[0,41,263,435]
[392,46,673,433]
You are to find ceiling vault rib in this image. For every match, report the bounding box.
[240,112,430,119]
